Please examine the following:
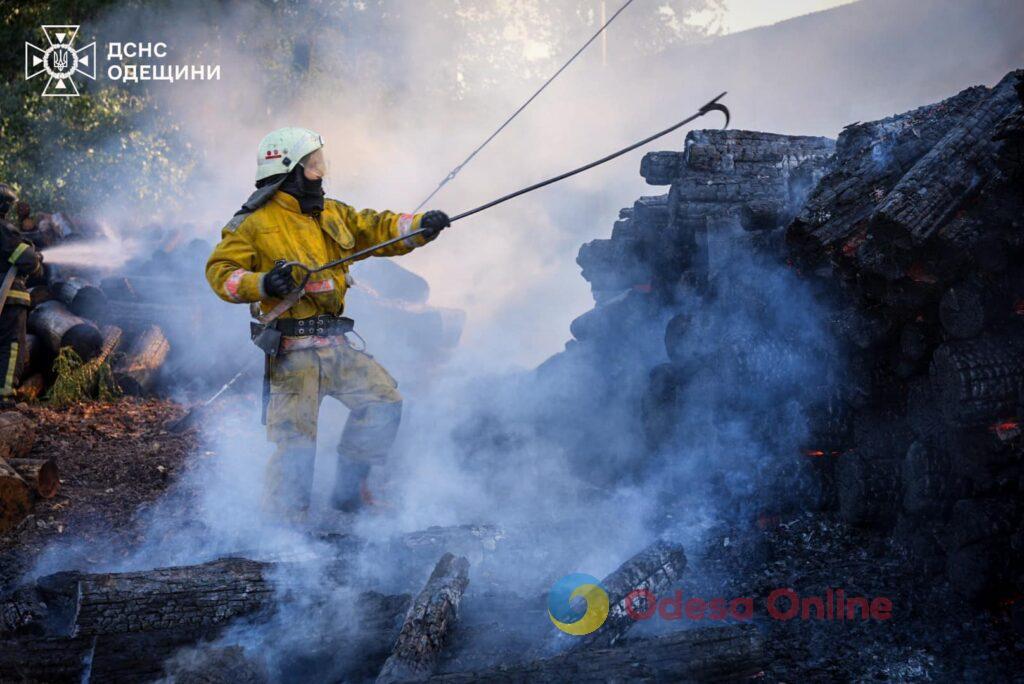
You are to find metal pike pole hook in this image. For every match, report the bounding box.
[280,92,731,289]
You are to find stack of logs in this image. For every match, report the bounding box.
[24,269,176,400]
[0,412,59,535]
[787,69,1024,604]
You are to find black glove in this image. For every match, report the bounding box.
[262,262,296,298]
[420,210,450,241]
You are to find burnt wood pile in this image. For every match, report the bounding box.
[537,128,835,486]
[787,69,1024,605]
[0,534,762,682]
[539,69,1024,610]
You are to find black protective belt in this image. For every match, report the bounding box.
[276,315,355,337]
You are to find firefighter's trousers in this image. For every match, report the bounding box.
[264,342,402,512]
[0,305,27,400]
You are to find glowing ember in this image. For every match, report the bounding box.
[803,449,844,458]
[989,419,1021,441]
[906,263,937,284]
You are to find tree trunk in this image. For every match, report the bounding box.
[575,540,687,650]
[376,553,470,684]
[431,624,764,683]
[8,458,59,499]
[115,325,170,395]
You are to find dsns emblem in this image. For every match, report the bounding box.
[25,25,96,97]
[548,573,609,636]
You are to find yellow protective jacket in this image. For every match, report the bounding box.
[206,191,427,320]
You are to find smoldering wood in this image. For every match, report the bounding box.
[0,411,36,461]
[8,458,60,499]
[874,72,1022,247]
[1,558,276,638]
[376,552,470,684]
[392,524,506,562]
[95,325,123,366]
[100,275,210,304]
[901,442,952,516]
[114,324,170,395]
[52,277,108,320]
[836,451,901,527]
[944,498,1021,551]
[101,299,199,335]
[0,457,31,536]
[939,280,993,340]
[945,536,1014,604]
[28,300,103,361]
[431,624,764,683]
[0,558,411,683]
[640,363,686,451]
[17,373,46,401]
[929,335,1024,429]
[574,539,687,650]
[161,645,269,684]
[788,85,989,255]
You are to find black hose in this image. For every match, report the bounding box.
[286,91,730,283]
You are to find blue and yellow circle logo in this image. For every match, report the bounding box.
[547,573,609,635]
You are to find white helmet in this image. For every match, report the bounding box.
[255,127,324,182]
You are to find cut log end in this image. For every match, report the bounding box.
[0,459,32,535]
[9,459,60,499]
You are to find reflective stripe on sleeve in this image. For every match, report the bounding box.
[224,268,249,302]
[8,243,28,264]
[397,213,419,248]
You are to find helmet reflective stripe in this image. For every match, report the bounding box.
[255,127,324,182]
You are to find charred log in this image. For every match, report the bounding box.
[1,558,276,638]
[836,451,901,527]
[376,553,470,684]
[574,540,687,650]
[929,335,1024,429]
[28,300,103,361]
[874,71,1023,247]
[52,277,107,319]
[640,363,686,451]
[939,280,995,340]
[114,324,170,395]
[901,442,952,516]
[432,624,764,683]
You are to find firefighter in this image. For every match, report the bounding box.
[206,128,449,518]
[0,184,42,408]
